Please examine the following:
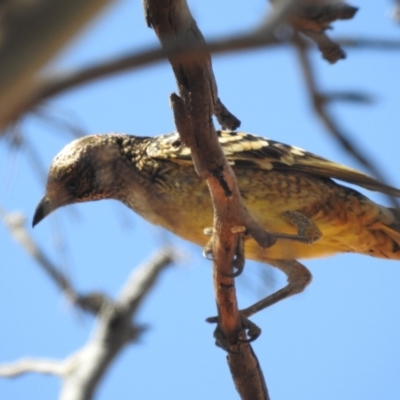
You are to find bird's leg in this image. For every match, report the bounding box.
[273,210,322,244]
[204,210,320,262]
[240,258,312,318]
[204,213,317,345]
[204,211,321,263]
[207,259,312,343]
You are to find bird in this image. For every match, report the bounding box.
[33,130,400,331]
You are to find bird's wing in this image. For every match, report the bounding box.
[147,131,400,197]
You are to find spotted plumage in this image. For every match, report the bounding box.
[147,131,400,196]
[32,130,400,319]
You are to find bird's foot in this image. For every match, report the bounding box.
[206,313,261,351]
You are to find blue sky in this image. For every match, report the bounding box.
[1,1,400,399]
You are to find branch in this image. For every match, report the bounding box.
[0,0,113,131]
[142,0,301,398]
[294,37,399,208]
[0,247,175,400]
[0,14,286,133]
[338,37,400,50]
[0,207,113,314]
[287,2,358,63]
[0,210,73,294]
[1,0,360,132]
[0,358,67,378]
[2,33,396,134]
[0,0,290,132]
[118,246,176,311]
[59,247,175,400]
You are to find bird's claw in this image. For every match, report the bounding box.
[237,315,261,343]
[206,313,262,351]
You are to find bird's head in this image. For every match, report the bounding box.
[33,135,123,227]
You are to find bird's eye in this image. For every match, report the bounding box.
[66,178,79,191]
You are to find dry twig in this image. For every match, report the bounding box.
[142,0,306,398]
[0,247,175,400]
[294,36,399,208]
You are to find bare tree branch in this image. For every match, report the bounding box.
[2,33,397,135]
[0,247,176,400]
[294,36,399,207]
[118,246,177,311]
[59,247,175,400]
[0,210,74,295]
[0,208,113,314]
[338,37,400,49]
[0,3,390,134]
[0,6,287,132]
[1,0,358,133]
[0,358,67,378]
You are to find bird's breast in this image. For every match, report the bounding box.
[124,163,385,260]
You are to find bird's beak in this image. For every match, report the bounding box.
[32,196,54,227]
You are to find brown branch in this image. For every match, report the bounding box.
[0,2,388,132]
[8,36,397,128]
[294,36,399,208]
[141,1,303,398]
[0,0,300,132]
[286,2,358,63]
[302,30,346,62]
[0,5,393,133]
[35,33,283,101]
[228,346,269,400]
[1,23,283,133]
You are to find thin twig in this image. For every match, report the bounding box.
[58,247,175,400]
[0,208,110,313]
[1,14,397,133]
[118,246,177,312]
[0,209,73,294]
[17,36,400,117]
[338,37,400,49]
[0,247,175,400]
[294,36,399,208]
[0,0,296,132]
[0,358,67,378]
